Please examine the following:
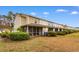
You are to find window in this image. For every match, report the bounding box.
[35,20,37,23]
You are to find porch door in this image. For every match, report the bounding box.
[29,26,42,36]
[48,28,53,31]
[55,28,58,32]
[37,27,42,35]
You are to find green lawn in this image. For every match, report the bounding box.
[0,32,79,52]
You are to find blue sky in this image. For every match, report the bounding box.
[0,6,79,27]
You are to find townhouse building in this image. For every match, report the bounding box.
[0,13,77,35]
[14,14,65,35]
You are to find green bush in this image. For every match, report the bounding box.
[0,32,9,38]
[57,31,66,35]
[63,30,73,34]
[17,27,24,32]
[63,30,69,34]
[0,33,1,36]
[70,30,74,33]
[9,32,30,41]
[48,31,57,37]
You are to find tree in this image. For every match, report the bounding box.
[6,11,15,31]
[7,11,15,20]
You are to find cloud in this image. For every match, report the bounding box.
[43,12,49,15]
[56,9,67,12]
[30,12,36,15]
[71,11,79,14]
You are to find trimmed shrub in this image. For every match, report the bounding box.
[48,31,57,36]
[9,32,30,41]
[70,30,74,33]
[0,33,1,36]
[57,31,66,35]
[0,32,9,38]
[64,29,76,34]
[17,27,24,32]
[63,30,69,34]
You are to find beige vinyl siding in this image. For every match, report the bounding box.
[14,15,22,30]
[39,20,48,26]
[28,16,40,24]
[21,16,27,25]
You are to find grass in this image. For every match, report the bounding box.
[0,32,79,52]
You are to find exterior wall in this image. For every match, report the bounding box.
[53,28,55,32]
[26,16,64,29]
[14,15,22,31]
[28,16,48,26]
[21,16,27,25]
[39,20,48,26]
[42,27,48,35]
[28,17,39,24]
[52,23,64,29]
[14,14,29,31]
[14,14,65,31]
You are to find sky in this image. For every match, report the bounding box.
[0,6,79,27]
